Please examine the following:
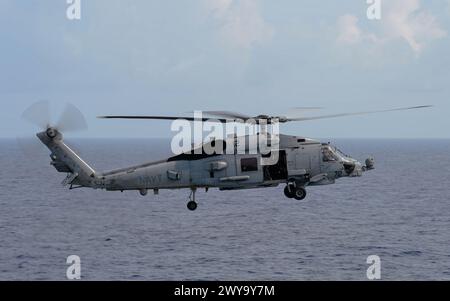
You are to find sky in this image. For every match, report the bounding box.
[1,0,449,139]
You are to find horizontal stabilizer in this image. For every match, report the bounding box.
[61,173,79,187]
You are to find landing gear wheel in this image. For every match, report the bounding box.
[284,185,295,198]
[186,188,198,211]
[294,187,307,200]
[187,201,197,211]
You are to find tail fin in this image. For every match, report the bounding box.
[37,128,98,188]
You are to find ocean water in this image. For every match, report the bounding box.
[0,138,449,280]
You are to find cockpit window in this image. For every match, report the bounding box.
[335,147,349,158]
[322,146,338,162]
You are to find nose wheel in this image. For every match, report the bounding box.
[186,188,198,211]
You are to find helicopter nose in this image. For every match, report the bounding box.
[344,161,363,177]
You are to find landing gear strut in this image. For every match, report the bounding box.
[187,188,198,211]
[284,181,307,200]
[284,185,295,198]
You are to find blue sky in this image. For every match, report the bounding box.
[1,0,449,138]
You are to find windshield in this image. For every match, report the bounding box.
[334,147,349,158]
[322,146,338,162]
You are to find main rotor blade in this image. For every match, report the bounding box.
[203,111,252,120]
[290,106,324,110]
[98,115,230,123]
[286,107,324,119]
[21,100,50,129]
[287,105,432,122]
[57,103,88,132]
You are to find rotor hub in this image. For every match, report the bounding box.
[46,127,57,139]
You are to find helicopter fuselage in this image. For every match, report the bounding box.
[98,134,371,193]
[38,130,374,205]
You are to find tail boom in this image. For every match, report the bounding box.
[37,129,98,188]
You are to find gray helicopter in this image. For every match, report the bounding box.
[24,103,430,211]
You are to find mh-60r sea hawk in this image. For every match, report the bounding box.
[23,102,431,211]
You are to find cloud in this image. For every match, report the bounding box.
[384,0,447,53]
[204,0,274,49]
[337,15,362,44]
[336,0,446,56]
[336,15,378,47]
[206,0,233,18]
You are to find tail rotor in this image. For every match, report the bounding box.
[18,101,88,156]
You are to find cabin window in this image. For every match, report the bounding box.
[241,157,258,172]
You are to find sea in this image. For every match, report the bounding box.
[0,138,449,280]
